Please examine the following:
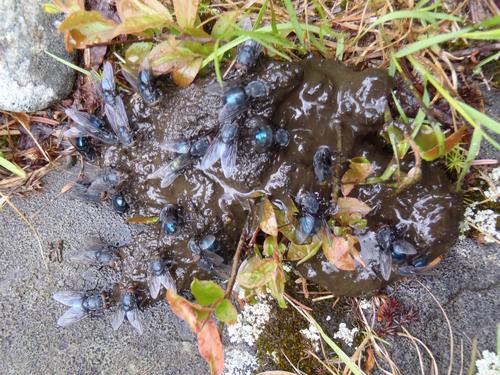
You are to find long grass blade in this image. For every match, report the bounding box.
[0,155,27,178]
[457,127,482,189]
[44,50,91,75]
[282,0,305,47]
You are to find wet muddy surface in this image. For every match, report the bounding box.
[86,56,462,300]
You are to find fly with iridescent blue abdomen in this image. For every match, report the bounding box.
[148,136,210,188]
[111,287,143,335]
[235,17,263,72]
[122,59,159,105]
[64,109,117,145]
[53,290,110,327]
[247,116,291,153]
[376,226,420,280]
[160,204,182,235]
[95,62,134,146]
[148,255,176,299]
[68,237,121,269]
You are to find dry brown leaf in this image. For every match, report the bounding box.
[172,57,203,87]
[337,197,371,217]
[259,198,278,236]
[364,347,376,374]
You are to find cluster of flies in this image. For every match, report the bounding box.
[53,33,265,334]
[54,25,428,333]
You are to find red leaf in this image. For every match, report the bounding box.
[166,290,200,333]
[197,320,224,375]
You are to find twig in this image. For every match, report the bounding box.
[88,34,214,48]
[224,216,251,299]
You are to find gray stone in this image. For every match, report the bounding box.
[0,0,75,112]
[0,164,207,374]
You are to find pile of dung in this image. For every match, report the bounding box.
[101,56,461,296]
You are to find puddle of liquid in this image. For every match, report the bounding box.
[101,56,461,297]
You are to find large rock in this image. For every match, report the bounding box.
[0,0,75,112]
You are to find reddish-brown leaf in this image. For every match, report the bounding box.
[421,125,467,161]
[323,235,356,271]
[166,289,200,333]
[197,319,224,375]
[173,0,200,29]
[147,37,187,75]
[364,347,376,374]
[172,57,203,87]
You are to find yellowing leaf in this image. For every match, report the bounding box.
[116,0,172,23]
[127,215,159,224]
[166,290,200,332]
[147,37,190,75]
[237,257,276,288]
[268,265,286,308]
[173,0,200,29]
[341,157,373,196]
[263,235,278,257]
[115,15,170,35]
[172,57,202,87]
[421,125,467,161]
[259,198,278,236]
[337,197,371,217]
[51,0,84,14]
[58,11,118,51]
[125,42,153,69]
[197,319,224,375]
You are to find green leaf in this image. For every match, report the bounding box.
[237,257,276,289]
[211,11,238,39]
[268,265,286,308]
[125,42,153,68]
[42,3,63,13]
[214,299,237,324]
[263,235,278,257]
[0,155,26,178]
[191,278,224,306]
[288,239,321,262]
[115,15,169,35]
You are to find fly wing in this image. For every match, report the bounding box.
[111,308,125,331]
[83,237,109,252]
[121,67,139,93]
[53,291,84,307]
[158,272,177,293]
[218,102,247,124]
[379,251,393,281]
[102,61,116,96]
[63,127,85,139]
[200,137,225,171]
[221,141,237,178]
[126,309,143,335]
[104,98,133,146]
[57,306,86,327]
[202,251,224,266]
[148,274,161,299]
[65,109,117,145]
[160,155,192,188]
[68,250,100,265]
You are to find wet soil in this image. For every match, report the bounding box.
[97,56,462,298]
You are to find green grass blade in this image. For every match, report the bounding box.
[473,51,500,75]
[44,50,91,75]
[282,0,305,47]
[213,39,222,86]
[0,155,27,178]
[462,29,500,40]
[457,127,482,189]
[253,0,269,29]
[367,10,461,31]
[395,28,472,58]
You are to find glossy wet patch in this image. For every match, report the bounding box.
[102,56,461,296]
